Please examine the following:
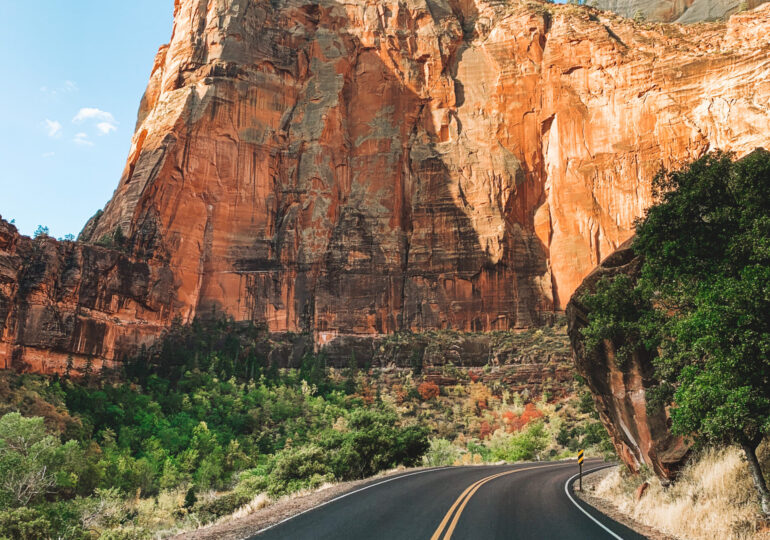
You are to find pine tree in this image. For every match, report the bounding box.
[64,355,74,379]
[84,355,94,384]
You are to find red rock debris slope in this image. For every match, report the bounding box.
[2,0,770,372]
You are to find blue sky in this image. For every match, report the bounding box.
[0,1,174,239]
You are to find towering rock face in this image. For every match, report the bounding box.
[593,0,768,24]
[3,0,770,371]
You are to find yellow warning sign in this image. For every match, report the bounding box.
[578,449,585,464]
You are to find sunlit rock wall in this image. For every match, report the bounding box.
[3,0,770,370]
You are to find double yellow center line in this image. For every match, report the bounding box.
[430,463,571,540]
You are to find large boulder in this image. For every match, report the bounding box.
[566,238,689,479]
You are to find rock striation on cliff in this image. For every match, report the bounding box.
[3,0,770,372]
[566,239,689,478]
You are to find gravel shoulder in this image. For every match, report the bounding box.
[574,467,677,540]
[168,467,429,540]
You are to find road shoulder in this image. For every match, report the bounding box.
[574,467,677,540]
[167,466,436,540]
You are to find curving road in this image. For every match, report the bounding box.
[251,459,646,539]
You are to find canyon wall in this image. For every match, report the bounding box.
[3,0,770,371]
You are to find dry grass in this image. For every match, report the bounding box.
[593,445,770,539]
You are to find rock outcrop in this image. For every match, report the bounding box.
[3,0,770,371]
[0,220,175,373]
[566,239,689,479]
[593,0,768,23]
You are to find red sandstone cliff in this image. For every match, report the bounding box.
[3,0,770,371]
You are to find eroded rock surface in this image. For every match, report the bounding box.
[3,0,770,371]
[566,239,689,479]
[0,220,175,373]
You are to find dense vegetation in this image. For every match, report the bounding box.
[580,149,770,515]
[0,319,428,539]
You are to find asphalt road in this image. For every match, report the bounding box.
[251,459,647,539]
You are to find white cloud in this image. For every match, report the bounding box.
[73,107,115,124]
[73,132,93,147]
[44,119,62,138]
[96,122,117,135]
[73,107,118,136]
[42,152,55,159]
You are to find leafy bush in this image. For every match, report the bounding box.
[194,491,251,520]
[266,444,333,496]
[324,409,429,481]
[578,391,595,415]
[423,438,460,467]
[489,421,548,462]
[417,381,440,401]
[0,507,55,540]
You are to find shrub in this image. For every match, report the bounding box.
[578,391,595,414]
[489,421,548,462]
[0,412,79,507]
[324,408,429,480]
[417,381,440,401]
[0,507,54,540]
[266,444,333,496]
[194,491,251,521]
[423,438,460,467]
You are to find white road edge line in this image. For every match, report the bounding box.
[250,466,452,537]
[564,466,624,540]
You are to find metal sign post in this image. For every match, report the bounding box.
[578,449,585,491]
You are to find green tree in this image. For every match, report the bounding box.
[112,226,125,248]
[586,150,770,514]
[0,413,78,507]
[579,274,659,368]
[410,349,423,376]
[344,352,358,394]
[83,355,94,384]
[64,355,74,379]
